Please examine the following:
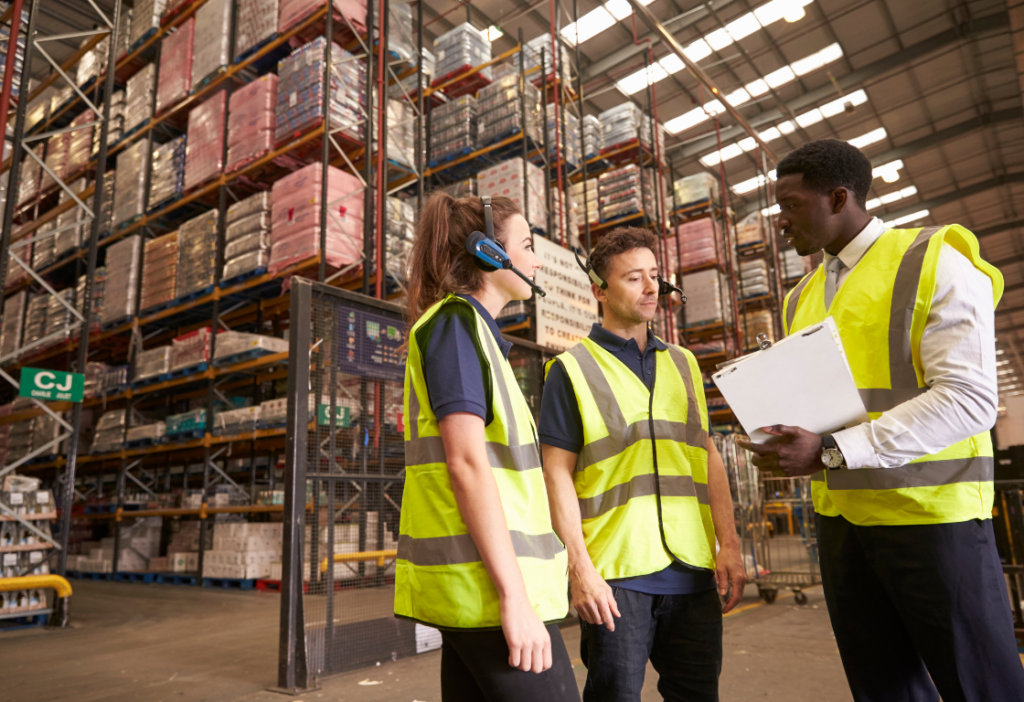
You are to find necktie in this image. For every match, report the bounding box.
[824,256,845,309]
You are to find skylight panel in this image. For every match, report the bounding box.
[765,65,796,88]
[884,209,929,227]
[848,127,886,149]
[726,13,763,42]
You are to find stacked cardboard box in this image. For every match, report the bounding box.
[582,114,603,157]
[214,331,287,362]
[65,109,94,176]
[54,178,89,260]
[735,212,765,248]
[113,139,148,227]
[170,327,212,371]
[571,179,599,224]
[42,288,75,343]
[597,164,647,222]
[125,62,155,133]
[682,268,731,327]
[16,144,41,206]
[226,73,277,172]
[0,291,26,359]
[433,22,490,83]
[739,259,770,298]
[781,248,810,281]
[130,0,166,48]
[22,293,47,347]
[278,0,366,34]
[100,235,140,327]
[141,231,178,312]
[740,309,775,351]
[184,91,225,190]
[177,209,218,296]
[75,268,105,334]
[429,94,476,164]
[91,409,127,453]
[385,196,415,279]
[40,131,69,194]
[475,76,542,151]
[149,135,187,210]
[275,38,364,145]
[235,0,278,61]
[134,345,171,382]
[94,91,126,153]
[31,221,55,270]
[203,522,283,580]
[268,162,364,274]
[223,191,271,280]
[191,0,231,87]
[156,16,193,113]
[670,217,720,271]
[476,157,546,229]
[673,173,719,207]
[214,406,260,436]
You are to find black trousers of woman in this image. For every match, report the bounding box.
[440,623,581,702]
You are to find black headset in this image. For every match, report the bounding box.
[573,248,686,301]
[465,196,546,297]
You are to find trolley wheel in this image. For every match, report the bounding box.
[793,590,808,606]
[759,587,777,604]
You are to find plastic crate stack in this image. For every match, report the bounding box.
[94,91,126,154]
[740,310,775,351]
[192,0,231,90]
[477,158,547,229]
[130,0,166,49]
[171,328,212,371]
[223,192,271,281]
[739,259,769,298]
[433,22,491,84]
[735,212,765,249]
[125,62,155,134]
[597,164,648,222]
[385,196,415,280]
[0,291,26,358]
[184,91,225,191]
[75,268,105,333]
[177,210,218,297]
[112,139,148,227]
[100,235,140,327]
[149,135,187,211]
[268,162,365,274]
[141,231,179,313]
[275,38,365,145]
[226,73,277,172]
[571,179,599,225]
[682,268,732,327]
[278,0,366,34]
[54,178,88,260]
[235,0,278,61]
[582,114,603,159]
[475,75,542,150]
[156,16,194,113]
[673,173,719,209]
[429,94,476,165]
[670,217,721,271]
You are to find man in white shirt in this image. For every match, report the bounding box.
[740,139,1024,702]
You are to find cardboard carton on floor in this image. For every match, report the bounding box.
[185,552,199,572]
[170,553,188,572]
[149,556,169,572]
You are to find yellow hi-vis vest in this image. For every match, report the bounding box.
[546,337,716,581]
[395,294,568,629]
[783,225,1002,526]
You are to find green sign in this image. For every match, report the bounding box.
[317,404,351,427]
[19,367,85,403]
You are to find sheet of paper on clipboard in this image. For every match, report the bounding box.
[711,317,869,443]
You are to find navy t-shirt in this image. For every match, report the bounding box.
[539,323,715,595]
[422,294,511,425]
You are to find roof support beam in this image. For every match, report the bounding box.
[869,107,1023,167]
[879,172,1024,226]
[977,218,1024,240]
[670,11,1009,160]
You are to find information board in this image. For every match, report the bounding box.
[336,307,407,382]
[19,367,85,402]
[533,237,599,353]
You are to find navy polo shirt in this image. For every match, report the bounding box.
[423,294,511,425]
[539,323,715,595]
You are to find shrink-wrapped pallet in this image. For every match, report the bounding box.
[429,94,476,164]
[681,268,731,327]
[671,217,720,272]
[735,212,765,249]
[114,6,133,59]
[226,73,277,172]
[213,406,260,436]
[0,291,27,359]
[385,196,415,279]
[65,109,95,176]
[149,135,186,210]
[275,38,364,144]
[96,171,116,235]
[75,268,105,333]
[112,139,148,227]
[76,36,107,87]
[129,0,166,49]
[183,90,225,190]
[92,409,127,453]
[93,91,126,153]
[31,221,55,270]
[141,231,178,312]
[739,259,770,298]
[43,288,76,343]
[673,173,719,207]
[432,22,490,83]
[22,293,47,347]
[134,345,171,382]
[100,234,140,327]
[213,331,287,362]
[191,0,231,89]
[156,17,193,113]
[54,178,89,260]
[170,327,212,370]
[16,144,42,206]
[235,0,278,61]
[582,114,603,158]
[125,62,155,134]
[176,209,218,296]
[279,0,366,35]
[477,157,546,228]
[268,162,364,274]
[223,192,271,281]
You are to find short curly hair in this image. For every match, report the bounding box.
[776,139,872,207]
[589,226,659,281]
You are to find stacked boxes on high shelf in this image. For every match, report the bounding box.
[274,38,364,145]
[477,158,547,231]
[171,327,212,372]
[99,235,140,327]
[475,74,541,150]
[141,231,179,312]
[75,267,105,335]
[666,217,722,273]
[735,212,766,249]
[156,16,194,112]
[130,0,166,49]
[91,409,127,453]
[183,91,225,191]
[278,0,366,34]
[191,0,231,88]
[214,330,287,365]
[235,0,278,61]
[93,91,126,154]
[177,210,218,297]
[125,62,154,134]
[112,139,148,227]
[781,248,811,282]
[134,345,171,384]
[429,95,476,164]
[226,73,277,172]
[740,309,775,350]
[597,164,651,223]
[204,523,283,580]
[571,179,599,226]
[386,100,416,169]
[739,259,769,298]
[545,103,580,168]
[55,179,88,261]
[433,22,491,83]
[224,192,271,281]
[682,268,732,328]
[149,135,186,210]
[582,114,603,158]
[517,33,571,86]
[385,197,416,280]
[673,172,719,210]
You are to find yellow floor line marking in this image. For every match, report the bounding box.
[724,584,822,619]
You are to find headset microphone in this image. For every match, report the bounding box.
[658,276,686,302]
[465,197,547,297]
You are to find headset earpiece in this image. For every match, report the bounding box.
[573,249,607,289]
[658,275,685,302]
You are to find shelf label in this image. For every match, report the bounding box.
[19,368,85,403]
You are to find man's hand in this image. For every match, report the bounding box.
[570,562,621,631]
[716,541,747,613]
[736,425,824,477]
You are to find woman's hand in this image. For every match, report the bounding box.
[500,596,553,673]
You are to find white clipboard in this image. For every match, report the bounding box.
[711,317,868,443]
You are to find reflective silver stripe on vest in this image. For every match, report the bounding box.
[785,273,814,333]
[825,456,993,491]
[810,470,825,482]
[858,387,929,414]
[404,433,541,470]
[568,344,708,471]
[578,473,710,520]
[666,346,709,447]
[397,530,565,566]
[887,227,940,392]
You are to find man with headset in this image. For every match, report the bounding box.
[539,226,745,702]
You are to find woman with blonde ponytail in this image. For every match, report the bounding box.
[395,192,579,701]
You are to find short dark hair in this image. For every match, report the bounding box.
[589,226,659,281]
[776,139,872,207]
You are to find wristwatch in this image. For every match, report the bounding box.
[820,434,845,470]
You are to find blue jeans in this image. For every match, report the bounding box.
[580,587,723,702]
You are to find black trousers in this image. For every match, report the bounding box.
[580,587,723,702]
[817,514,1024,702]
[440,623,581,702]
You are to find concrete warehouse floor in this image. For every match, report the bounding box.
[4,580,853,702]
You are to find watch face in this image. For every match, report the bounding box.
[821,448,844,469]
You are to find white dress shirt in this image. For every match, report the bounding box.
[823,218,998,469]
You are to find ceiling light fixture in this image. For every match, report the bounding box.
[884,209,930,227]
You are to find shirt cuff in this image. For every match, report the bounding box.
[434,400,486,422]
[833,425,882,469]
[538,435,582,455]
